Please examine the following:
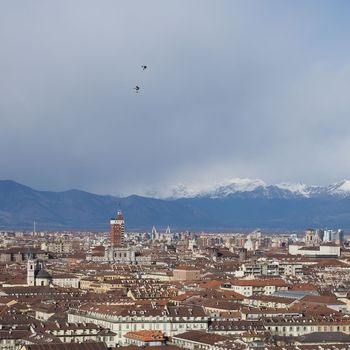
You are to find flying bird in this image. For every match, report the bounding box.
[134,85,140,93]
[141,65,147,70]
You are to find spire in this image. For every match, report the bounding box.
[27,246,33,260]
[117,210,123,220]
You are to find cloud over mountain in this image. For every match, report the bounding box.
[1,2,350,194]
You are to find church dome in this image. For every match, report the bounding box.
[36,269,51,279]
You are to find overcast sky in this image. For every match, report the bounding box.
[1,1,350,196]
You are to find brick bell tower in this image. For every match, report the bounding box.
[110,210,125,247]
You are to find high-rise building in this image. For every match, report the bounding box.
[110,210,125,247]
[323,229,333,242]
[334,229,344,245]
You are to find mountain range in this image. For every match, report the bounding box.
[159,178,350,199]
[1,179,350,230]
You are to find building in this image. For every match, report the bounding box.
[0,248,49,263]
[289,244,341,257]
[172,331,238,350]
[305,228,344,246]
[123,330,165,346]
[27,258,52,286]
[110,210,125,247]
[222,278,289,297]
[264,316,350,337]
[305,229,321,246]
[27,258,79,288]
[51,273,80,289]
[68,304,208,346]
[173,266,201,281]
[323,229,344,245]
[236,261,303,277]
[87,210,136,264]
[104,245,136,264]
[44,236,73,254]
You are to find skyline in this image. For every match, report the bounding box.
[1,1,350,195]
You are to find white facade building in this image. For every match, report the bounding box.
[289,244,341,257]
[68,305,208,346]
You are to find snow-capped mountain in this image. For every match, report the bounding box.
[205,178,267,198]
[164,179,350,199]
[325,180,350,197]
[170,184,201,199]
[275,182,317,197]
[170,178,266,199]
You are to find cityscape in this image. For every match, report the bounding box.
[2,1,350,350]
[0,211,349,350]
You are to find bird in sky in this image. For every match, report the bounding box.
[141,65,147,70]
[134,85,140,93]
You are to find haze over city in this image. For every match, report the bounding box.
[1,1,350,196]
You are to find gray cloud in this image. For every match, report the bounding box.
[1,1,350,195]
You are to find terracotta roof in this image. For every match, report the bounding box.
[124,330,165,342]
[197,280,222,289]
[251,345,350,350]
[174,266,200,271]
[116,346,182,350]
[231,279,288,287]
[173,330,229,345]
[290,283,318,291]
[300,294,345,305]
[203,300,241,310]
[23,343,108,350]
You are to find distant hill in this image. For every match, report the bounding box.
[1,180,350,230]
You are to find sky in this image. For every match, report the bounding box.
[1,1,350,196]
